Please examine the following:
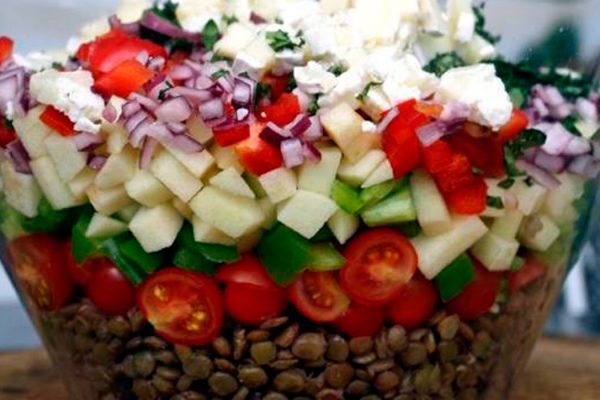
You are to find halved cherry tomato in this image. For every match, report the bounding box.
[216,254,278,289]
[447,259,503,321]
[39,106,75,136]
[334,304,385,337]
[340,229,418,306]
[508,256,548,294]
[137,268,224,346]
[0,36,14,63]
[64,241,94,286]
[85,258,135,316]
[0,120,16,148]
[261,74,291,101]
[289,271,350,322]
[7,234,73,311]
[258,93,301,126]
[94,60,154,98]
[224,283,288,325]
[386,272,439,328]
[444,177,488,215]
[448,132,505,178]
[235,123,283,175]
[498,109,529,143]
[213,123,251,147]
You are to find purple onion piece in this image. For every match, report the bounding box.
[286,114,312,137]
[303,116,323,142]
[170,86,214,105]
[302,142,322,163]
[260,122,292,146]
[154,96,193,123]
[125,110,149,133]
[129,93,159,111]
[122,100,142,119]
[102,102,118,123]
[281,138,305,168]
[376,107,400,134]
[73,132,105,151]
[416,122,445,146]
[198,98,225,121]
[139,137,159,170]
[88,155,108,171]
[232,78,254,108]
[5,139,31,174]
[129,119,153,148]
[533,150,566,173]
[515,160,561,190]
[140,12,201,43]
[168,134,204,153]
[169,64,195,81]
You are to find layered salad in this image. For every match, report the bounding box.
[1,0,599,399]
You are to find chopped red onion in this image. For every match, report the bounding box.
[125,110,149,133]
[195,75,214,90]
[183,60,203,73]
[232,77,255,107]
[302,116,323,142]
[302,142,322,163]
[147,57,166,73]
[122,100,142,119]
[129,119,153,148]
[129,93,159,111]
[533,150,566,173]
[563,136,591,156]
[139,137,158,170]
[286,114,312,137]
[416,122,445,146]
[576,97,598,122]
[0,75,19,111]
[169,64,195,81]
[155,96,193,123]
[73,132,105,151]
[260,122,292,146]
[170,86,214,104]
[5,139,31,174]
[169,134,204,153]
[281,138,305,168]
[198,98,225,121]
[568,155,600,179]
[136,50,150,66]
[539,123,570,155]
[532,97,550,118]
[376,107,400,134]
[236,108,250,121]
[88,155,108,171]
[167,122,187,134]
[534,85,565,107]
[144,73,168,94]
[440,101,470,122]
[141,12,201,42]
[250,12,267,24]
[102,102,118,123]
[522,147,539,163]
[515,160,561,190]
[550,103,573,120]
[216,76,234,94]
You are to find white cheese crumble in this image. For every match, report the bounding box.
[435,64,513,130]
[294,62,337,95]
[29,70,105,134]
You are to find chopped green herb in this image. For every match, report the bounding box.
[210,52,233,63]
[158,81,173,101]
[435,254,476,302]
[51,62,63,70]
[328,64,345,77]
[257,224,311,285]
[561,115,582,136]
[509,88,526,108]
[148,0,180,26]
[498,178,515,189]
[222,14,239,26]
[3,117,13,130]
[510,256,525,272]
[356,81,382,102]
[503,146,523,177]
[211,69,230,79]
[255,82,272,104]
[308,95,321,115]
[173,248,217,275]
[524,176,534,187]
[424,52,466,77]
[202,20,220,51]
[505,129,546,158]
[486,196,504,209]
[286,75,297,92]
[473,5,501,45]
[266,30,303,52]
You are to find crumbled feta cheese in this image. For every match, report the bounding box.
[273,50,306,76]
[175,0,225,32]
[29,70,105,134]
[382,54,439,105]
[362,121,377,134]
[320,0,350,14]
[277,0,321,26]
[435,64,512,129]
[232,36,276,78]
[300,15,339,59]
[294,62,337,95]
[454,11,476,43]
[319,67,365,109]
[215,23,257,59]
[447,0,475,43]
[418,0,445,33]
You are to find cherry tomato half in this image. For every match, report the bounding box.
[7,234,73,311]
[508,256,548,294]
[447,259,503,321]
[85,258,136,316]
[64,241,93,286]
[289,271,350,322]
[340,229,418,306]
[334,304,385,338]
[137,268,224,346]
[216,254,279,290]
[224,282,288,325]
[386,272,439,328]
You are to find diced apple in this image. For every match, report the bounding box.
[410,169,452,236]
[215,23,257,59]
[190,186,265,238]
[412,215,488,279]
[542,173,584,222]
[258,197,277,229]
[95,147,137,189]
[105,123,128,154]
[166,147,215,178]
[1,160,42,218]
[210,143,244,172]
[554,203,578,226]
[490,209,524,240]
[320,103,374,163]
[186,113,214,144]
[172,198,194,221]
[210,167,256,199]
[518,215,560,252]
[30,156,81,210]
[125,169,173,207]
[258,167,297,203]
[277,190,339,239]
[150,149,203,202]
[87,185,134,216]
[192,216,236,245]
[13,106,51,159]
[297,146,342,195]
[337,150,387,187]
[129,204,184,252]
[237,229,264,252]
[470,232,519,271]
[327,209,360,245]
[362,159,394,188]
[44,134,87,181]
[68,168,97,200]
[85,213,128,239]
[360,86,391,121]
[481,179,507,218]
[510,179,548,216]
[233,36,276,78]
[116,204,140,222]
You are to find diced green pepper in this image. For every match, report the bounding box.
[396,221,422,238]
[119,238,166,274]
[173,248,217,275]
[311,226,335,242]
[21,198,81,234]
[360,179,406,208]
[176,223,240,263]
[71,210,100,263]
[435,254,476,302]
[305,243,346,271]
[257,224,311,285]
[100,237,148,285]
[331,180,365,214]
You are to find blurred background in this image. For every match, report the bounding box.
[0,0,599,349]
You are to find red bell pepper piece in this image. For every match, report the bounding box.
[0,36,14,63]
[39,106,75,136]
[261,74,291,101]
[94,60,154,98]
[498,109,529,143]
[0,120,16,148]
[235,123,283,175]
[444,177,488,215]
[213,123,251,147]
[258,93,301,126]
[448,132,506,178]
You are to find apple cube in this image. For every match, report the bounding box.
[87,185,134,216]
[277,190,339,239]
[30,156,81,210]
[298,146,342,195]
[210,167,256,199]
[490,209,524,240]
[13,106,51,159]
[210,143,244,172]
[1,160,42,218]
[258,167,297,203]
[187,113,214,144]
[95,147,137,189]
[68,168,97,200]
[172,198,194,221]
[129,204,184,252]
[362,159,394,188]
[44,134,87,181]
[151,149,203,202]
[410,169,452,236]
[116,204,140,222]
[320,103,375,163]
[216,23,257,59]
[105,123,128,154]
[337,150,387,187]
[510,179,548,216]
[328,209,360,244]
[85,213,128,239]
[470,232,519,271]
[192,216,236,245]
[543,173,584,222]
[190,186,265,238]
[125,169,173,207]
[518,215,560,252]
[166,146,215,178]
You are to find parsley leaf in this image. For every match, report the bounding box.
[424,52,466,77]
[473,5,501,45]
[223,14,239,26]
[356,81,382,102]
[561,115,582,136]
[210,53,233,64]
[308,95,321,115]
[3,117,13,130]
[486,196,504,209]
[506,129,547,158]
[504,146,524,177]
[266,30,303,52]
[328,64,345,77]
[286,75,297,92]
[255,82,272,104]
[211,69,230,79]
[148,0,180,26]
[158,81,173,101]
[202,20,220,51]
[498,178,515,189]
[510,256,525,272]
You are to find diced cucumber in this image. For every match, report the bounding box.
[305,243,346,271]
[331,180,365,214]
[327,209,360,245]
[518,215,560,252]
[337,150,386,187]
[509,179,547,216]
[470,232,519,271]
[410,169,452,236]
[298,146,342,195]
[360,179,405,208]
[542,173,584,222]
[361,186,417,227]
[362,159,394,188]
[257,224,311,285]
[490,209,523,240]
[435,254,475,302]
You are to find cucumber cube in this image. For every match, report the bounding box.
[470,232,519,271]
[361,186,417,227]
[410,169,452,236]
[331,180,365,214]
[518,215,560,252]
[305,243,346,271]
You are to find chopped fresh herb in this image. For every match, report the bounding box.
[158,81,173,101]
[486,196,504,209]
[505,129,546,158]
[356,81,382,102]
[255,82,272,104]
[525,176,534,187]
[51,62,63,70]
[148,0,180,26]
[222,14,239,26]
[266,30,304,52]
[498,178,515,189]
[424,52,466,77]
[561,115,582,136]
[210,53,233,63]
[308,95,321,115]
[286,75,297,92]
[328,64,345,77]
[166,38,194,54]
[503,146,523,177]
[211,69,230,79]
[202,20,220,51]
[3,117,13,130]
[473,5,501,45]
[510,256,525,272]
[509,88,526,108]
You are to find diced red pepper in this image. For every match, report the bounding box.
[213,123,251,147]
[258,93,301,126]
[433,152,475,194]
[444,177,487,215]
[0,36,14,63]
[508,256,548,294]
[261,74,291,101]
[40,106,75,136]
[448,132,506,178]
[0,120,16,148]
[235,123,283,175]
[498,109,529,143]
[94,60,154,98]
[422,140,455,175]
